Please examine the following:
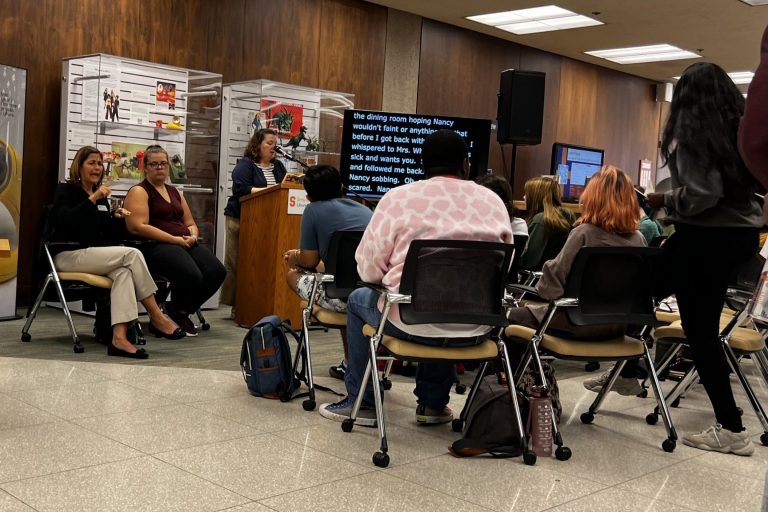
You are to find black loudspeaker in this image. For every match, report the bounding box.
[496,69,546,145]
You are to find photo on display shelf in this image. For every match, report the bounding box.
[156,81,176,110]
[102,88,122,123]
[261,99,304,139]
[105,142,150,182]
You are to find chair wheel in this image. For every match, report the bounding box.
[382,379,392,391]
[73,345,85,354]
[662,439,676,452]
[555,446,572,461]
[760,432,768,446]
[455,383,467,395]
[523,450,537,465]
[372,451,390,468]
[580,412,594,424]
[451,418,464,432]
[645,413,658,425]
[584,361,600,372]
[201,322,211,331]
[341,418,354,432]
[302,399,316,411]
[637,388,648,398]
[20,332,31,342]
[671,397,681,408]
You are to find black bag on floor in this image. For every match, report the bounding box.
[94,297,142,345]
[450,362,561,458]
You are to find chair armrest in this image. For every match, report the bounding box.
[358,281,387,294]
[507,284,538,295]
[122,239,158,248]
[46,241,83,250]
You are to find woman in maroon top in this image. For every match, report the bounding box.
[124,145,226,335]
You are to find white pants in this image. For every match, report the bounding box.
[54,246,158,326]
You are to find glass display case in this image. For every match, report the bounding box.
[59,54,223,253]
[217,79,354,257]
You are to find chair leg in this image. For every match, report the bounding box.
[21,275,52,341]
[297,306,317,411]
[381,358,394,390]
[499,341,536,465]
[49,276,84,353]
[723,343,768,444]
[648,367,698,424]
[584,361,625,417]
[642,344,678,452]
[753,349,768,390]
[195,309,210,331]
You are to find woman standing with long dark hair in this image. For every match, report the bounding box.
[647,62,763,456]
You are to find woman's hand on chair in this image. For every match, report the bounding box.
[113,208,131,218]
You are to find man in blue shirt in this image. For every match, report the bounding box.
[283,165,373,378]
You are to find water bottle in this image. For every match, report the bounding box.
[528,385,553,457]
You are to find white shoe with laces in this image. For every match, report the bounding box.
[582,366,643,396]
[682,423,754,456]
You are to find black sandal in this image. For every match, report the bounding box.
[107,343,149,359]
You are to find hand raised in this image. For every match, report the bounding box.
[91,184,112,201]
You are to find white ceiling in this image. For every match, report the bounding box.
[367,0,768,87]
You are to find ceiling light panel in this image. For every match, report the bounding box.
[739,1,768,6]
[467,5,603,35]
[585,44,700,64]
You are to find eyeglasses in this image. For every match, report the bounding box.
[147,161,169,169]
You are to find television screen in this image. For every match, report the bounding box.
[339,109,491,199]
[550,143,604,201]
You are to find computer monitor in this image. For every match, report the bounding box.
[550,142,604,202]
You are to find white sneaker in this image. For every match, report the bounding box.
[583,366,643,396]
[682,424,754,456]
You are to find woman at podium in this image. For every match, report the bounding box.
[221,128,287,316]
[124,145,226,336]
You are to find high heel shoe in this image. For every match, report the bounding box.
[107,343,149,359]
[148,322,186,340]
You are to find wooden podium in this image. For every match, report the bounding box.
[235,179,305,327]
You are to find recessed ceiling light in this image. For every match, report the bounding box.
[672,71,754,85]
[739,1,768,6]
[467,5,603,35]
[585,44,700,64]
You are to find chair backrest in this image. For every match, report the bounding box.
[398,239,514,327]
[535,230,569,270]
[563,246,661,327]
[323,230,365,299]
[507,234,529,284]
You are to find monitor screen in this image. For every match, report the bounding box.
[339,109,491,199]
[550,143,604,201]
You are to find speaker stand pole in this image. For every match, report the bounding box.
[510,143,518,184]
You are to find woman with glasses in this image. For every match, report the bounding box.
[50,146,186,359]
[124,145,226,336]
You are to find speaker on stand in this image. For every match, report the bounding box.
[496,69,546,184]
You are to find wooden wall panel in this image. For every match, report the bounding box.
[5,0,387,304]
[318,0,387,110]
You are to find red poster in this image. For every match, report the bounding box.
[261,99,304,137]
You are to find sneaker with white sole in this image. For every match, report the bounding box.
[415,404,453,425]
[682,424,754,456]
[583,367,643,396]
[319,397,377,427]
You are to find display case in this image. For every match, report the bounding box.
[217,80,354,257]
[59,54,223,253]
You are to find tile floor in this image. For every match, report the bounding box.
[0,355,766,511]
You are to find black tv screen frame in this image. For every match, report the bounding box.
[550,142,605,202]
[339,109,491,199]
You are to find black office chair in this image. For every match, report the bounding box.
[342,240,531,468]
[296,230,364,411]
[21,206,112,353]
[505,246,678,458]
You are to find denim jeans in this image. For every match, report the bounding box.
[344,287,457,409]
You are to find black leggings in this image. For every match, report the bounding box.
[141,243,226,313]
[653,224,758,432]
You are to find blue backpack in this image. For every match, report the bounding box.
[240,315,302,400]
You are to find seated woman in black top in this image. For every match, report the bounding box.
[50,146,185,358]
[124,145,226,336]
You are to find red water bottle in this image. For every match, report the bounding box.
[527,385,553,457]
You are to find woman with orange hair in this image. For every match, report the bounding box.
[506,165,645,340]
